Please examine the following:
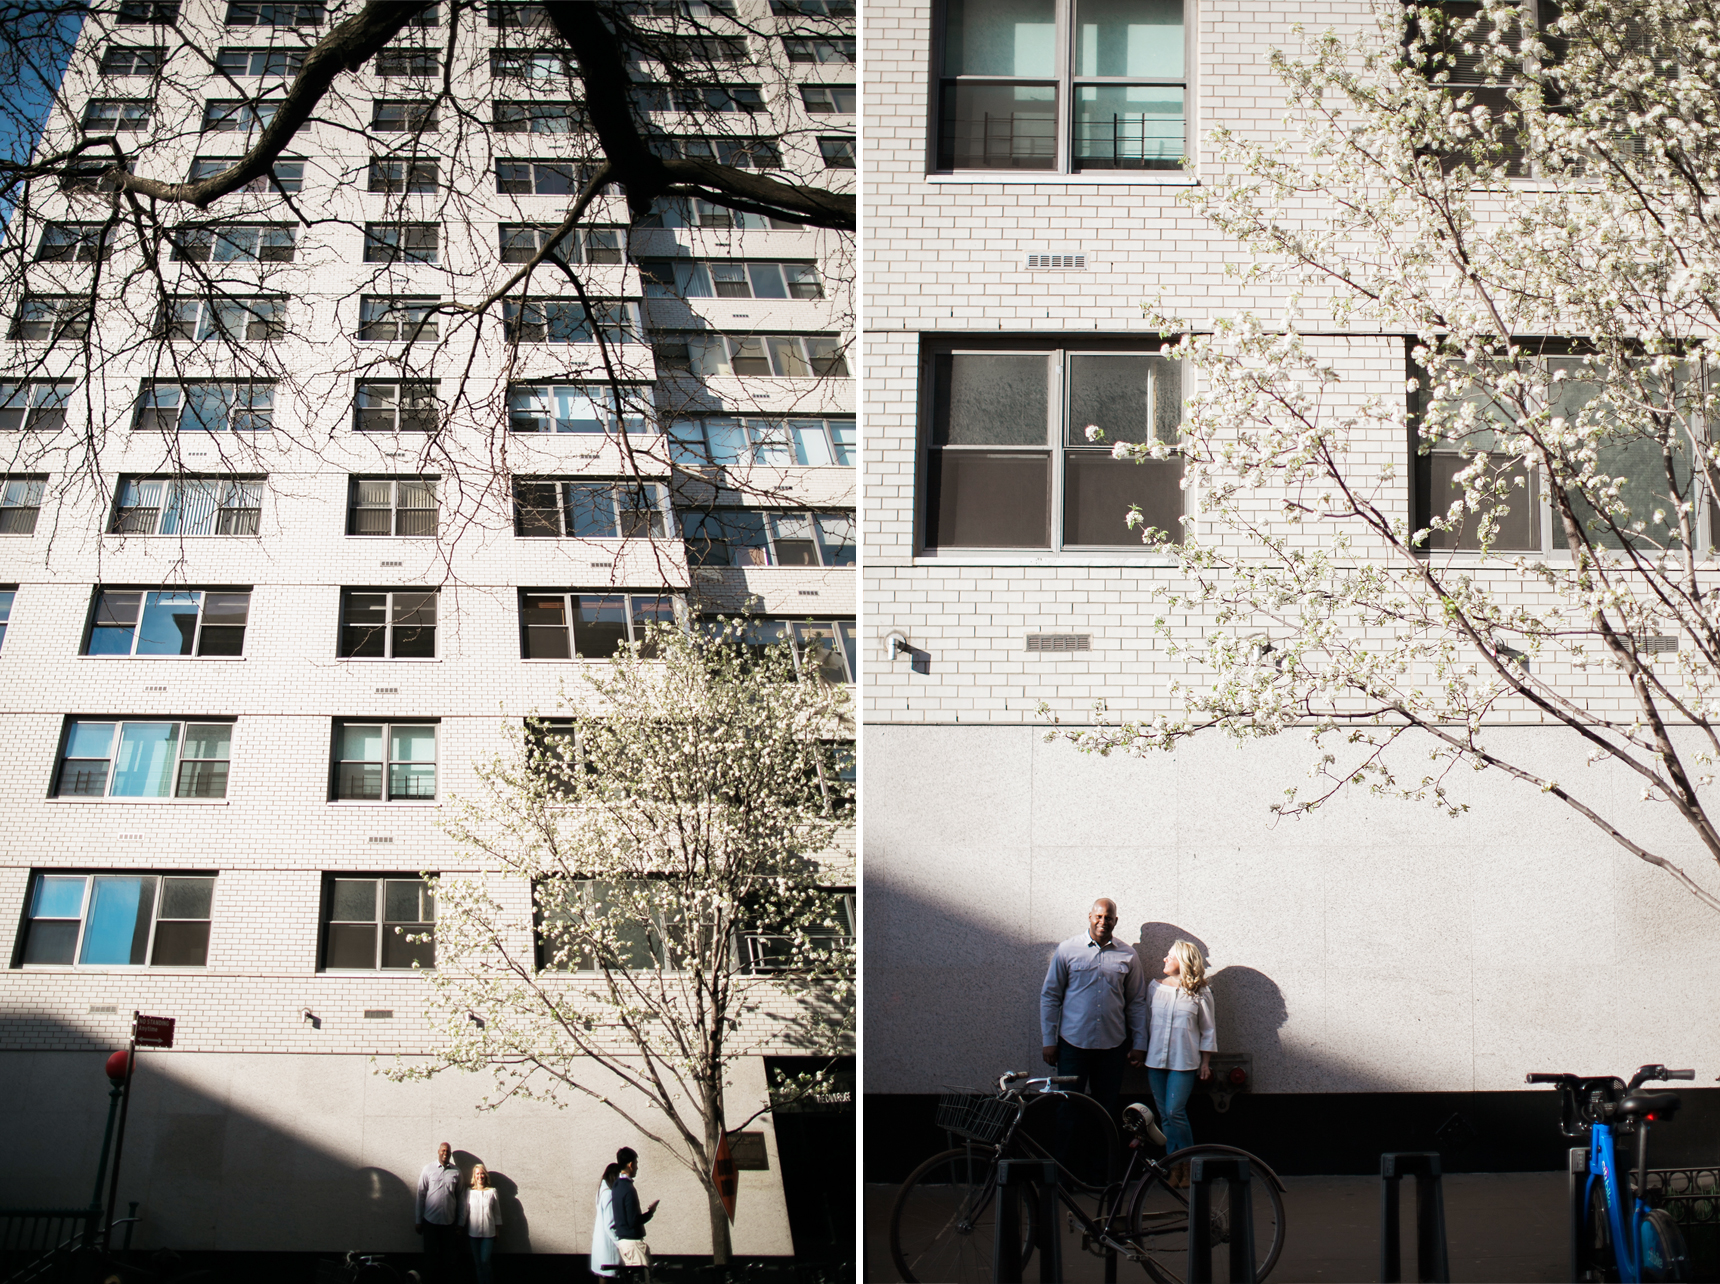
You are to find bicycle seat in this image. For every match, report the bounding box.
[1618,1091,1682,1121]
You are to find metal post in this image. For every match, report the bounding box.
[1378,1153,1450,1284]
[1569,1148,1588,1283]
[86,1075,125,1238]
[1187,1155,1256,1284]
[992,1158,1059,1284]
[102,1035,137,1253]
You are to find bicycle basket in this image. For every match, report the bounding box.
[935,1089,986,1135]
[936,1090,1020,1145]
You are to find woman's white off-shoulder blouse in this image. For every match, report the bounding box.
[1145,980,1217,1071]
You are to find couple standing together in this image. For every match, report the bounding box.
[1040,899,1216,1182]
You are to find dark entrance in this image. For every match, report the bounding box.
[766,1056,855,1273]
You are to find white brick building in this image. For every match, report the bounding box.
[862,0,1720,1176]
[0,0,854,1267]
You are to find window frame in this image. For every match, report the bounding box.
[346,476,439,537]
[0,477,47,534]
[338,587,439,660]
[363,221,440,263]
[492,100,586,134]
[708,616,858,683]
[189,155,305,193]
[224,2,324,26]
[157,295,287,342]
[374,46,440,76]
[82,98,153,132]
[11,295,93,342]
[330,721,439,802]
[318,873,436,970]
[134,381,275,433]
[639,258,822,300]
[367,157,440,192]
[357,296,441,343]
[501,298,642,345]
[109,476,263,537]
[668,415,854,467]
[511,478,672,539]
[497,223,625,265]
[657,332,849,378]
[200,98,281,135]
[52,717,235,800]
[84,587,251,658]
[354,380,439,433]
[0,382,74,432]
[798,83,856,114]
[100,45,167,75]
[682,508,855,567]
[494,159,588,195]
[214,46,307,75]
[506,382,652,435]
[918,338,1188,557]
[117,1,181,22]
[518,589,682,659]
[929,0,1193,176]
[16,871,217,969]
[168,222,297,263]
[371,98,440,132]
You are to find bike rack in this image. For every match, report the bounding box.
[1379,1152,1450,1283]
[993,1157,1060,1284]
[1187,1155,1256,1284]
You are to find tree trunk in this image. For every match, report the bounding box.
[706,1176,734,1267]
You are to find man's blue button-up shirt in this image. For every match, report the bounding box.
[1040,932,1150,1052]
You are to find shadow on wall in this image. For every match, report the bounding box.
[452,1153,532,1253]
[1128,922,1288,1085]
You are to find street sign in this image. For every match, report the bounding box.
[133,1014,175,1048]
[711,1132,737,1223]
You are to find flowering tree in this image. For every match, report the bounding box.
[393,618,854,1264]
[1048,0,1720,912]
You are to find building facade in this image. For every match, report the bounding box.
[862,0,1720,1176]
[0,0,854,1264]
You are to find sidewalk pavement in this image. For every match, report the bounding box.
[865,1171,1569,1283]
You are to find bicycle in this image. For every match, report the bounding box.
[313,1251,423,1283]
[888,1070,1286,1283]
[1527,1062,1695,1283]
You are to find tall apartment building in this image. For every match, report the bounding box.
[863,0,1720,1175]
[0,0,854,1265]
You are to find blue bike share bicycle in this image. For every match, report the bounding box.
[1527,1063,1696,1282]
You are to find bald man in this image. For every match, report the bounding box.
[1040,898,1149,1126]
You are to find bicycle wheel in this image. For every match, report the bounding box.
[1640,1208,1690,1283]
[888,1147,1038,1283]
[1125,1145,1287,1282]
[1580,1181,1620,1283]
[1013,1090,1122,1191]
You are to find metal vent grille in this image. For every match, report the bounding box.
[1641,635,1679,654]
[364,1009,394,1019]
[1026,633,1092,652]
[1027,253,1086,270]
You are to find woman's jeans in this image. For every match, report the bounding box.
[470,1234,495,1284]
[1146,1067,1198,1155]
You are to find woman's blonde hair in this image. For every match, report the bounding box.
[1170,940,1208,998]
[471,1164,489,1189]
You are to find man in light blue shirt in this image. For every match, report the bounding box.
[1040,898,1149,1129]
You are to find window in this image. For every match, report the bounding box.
[632,35,751,64]
[189,156,304,192]
[669,416,854,467]
[935,0,1186,172]
[490,48,576,79]
[112,477,262,536]
[502,299,641,345]
[488,2,550,26]
[636,199,801,230]
[0,588,15,648]
[363,222,439,263]
[225,3,323,24]
[0,383,72,432]
[368,158,439,192]
[11,297,92,342]
[493,101,585,133]
[19,873,215,967]
[348,477,438,536]
[375,47,438,76]
[355,381,438,432]
[536,878,684,972]
[86,589,250,657]
[649,135,782,168]
[36,224,113,262]
[512,479,669,538]
[372,99,439,131]
[55,720,233,798]
[405,3,440,24]
[62,164,125,193]
[170,223,297,262]
[633,83,766,112]
[507,384,649,434]
[683,509,854,567]
[101,45,166,74]
[818,136,856,168]
[333,724,437,800]
[627,0,737,15]
[321,876,434,968]
[357,297,439,342]
[800,84,855,113]
[201,99,280,134]
[495,160,585,194]
[135,382,274,432]
[215,46,305,74]
[639,259,821,299]
[339,589,437,658]
[1407,2,1534,178]
[717,617,857,683]
[118,1,180,21]
[739,889,855,973]
[520,591,678,658]
[661,333,848,377]
[923,345,1183,551]
[0,478,46,534]
[498,224,624,264]
[782,36,854,63]
[158,297,285,342]
[83,99,151,132]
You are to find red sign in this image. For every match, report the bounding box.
[711,1133,737,1223]
[133,1014,175,1048]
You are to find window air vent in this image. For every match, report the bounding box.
[798,589,819,595]
[1026,253,1086,270]
[374,686,399,694]
[368,836,393,843]
[144,685,166,692]
[1641,635,1679,654]
[363,1009,394,1019]
[88,1005,117,1014]
[1026,633,1091,652]
[380,560,403,567]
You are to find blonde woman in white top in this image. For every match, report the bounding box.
[466,1164,502,1284]
[1145,940,1216,1184]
